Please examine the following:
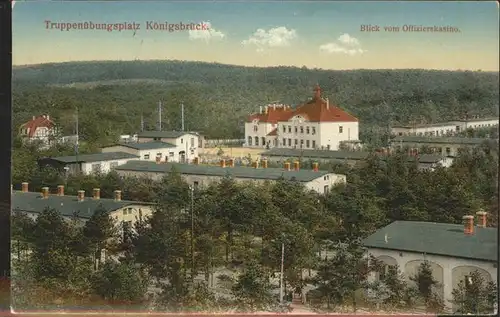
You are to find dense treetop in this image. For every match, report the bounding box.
[12,61,499,141]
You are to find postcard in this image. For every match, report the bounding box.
[10,1,499,315]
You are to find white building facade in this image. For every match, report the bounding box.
[114,160,346,195]
[363,219,497,312]
[392,117,499,137]
[245,86,360,151]
[136,131,200,163]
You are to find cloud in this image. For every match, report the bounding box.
[319,33,365,56]
[188,22,225,42]
[242,26,297,51]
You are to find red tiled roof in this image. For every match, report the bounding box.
[20,115,55,137]
[266,128,278,136]
[247,85,358,123]
[248,106,294,123]
[293,97,358,123]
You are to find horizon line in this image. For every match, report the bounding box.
[12,59,499,73]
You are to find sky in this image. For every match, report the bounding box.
[12,1,500,70]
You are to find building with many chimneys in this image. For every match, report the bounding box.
[244,85,360,151]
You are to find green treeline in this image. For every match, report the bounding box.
[13,61,499,143]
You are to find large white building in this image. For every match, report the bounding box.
[363,215,497,312]
[114,159,346,194]
[391,116,499,137]
[244,85,360,151]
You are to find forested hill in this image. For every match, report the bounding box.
[12,60,499,141]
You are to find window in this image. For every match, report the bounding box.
[445,147,451,155]
[255,137,259,146]
[253,125,258,132]
[169,152,174,157]
[306,140,310,148]
[193,181,199,190]
[312,127,316,135]
[157,152,162,158]
[323,185,329,194]
[282,138,286,146]
[110,162,118,169]
[294,139,298,145]
[339,126,343,133]
[288,126,291,133]
[312,140,316,148]
[287,139,291,146]
[300,126,304,133]
[144,154,150,160]
[306,127,310,134]
[190,138,195,147]
[91,163,101,173]
[282,125,286,133]
[154,137,160,141]
[455,125,460,132]
[294,127,298,133]
[248,136,252,146]
[379,265,390,280]
[181,138,184,144]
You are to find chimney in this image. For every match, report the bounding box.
[284,162,291,171]
[476,211,487,228]
[463,215,474,235]
[261,159,268,168]
[293,161,300,171]
[57,185,64,196]
[259,106,263,114]
[220,159,226,168]
[77,190,85,202]
[21,182,28,193]
[32,116,35,120]
[46,115,50,120]
[114,190,122,201]
[156,156,161,164]
[93,188,100,200]
[229,158,235,167]
[273,104,276,110]
[264,106,268,114]
[41,187,49,199]
[312,162,319,172]
[326,98,329,110]
[193,157,199,165]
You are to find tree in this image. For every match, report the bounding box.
[452,270,498,314]
[308,240,372,312]
[409,261,442,310]
[91,261,148,305]
[82,205,120,270]
[232,261,275,312]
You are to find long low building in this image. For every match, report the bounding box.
[391,136,498,157]
[391,116,499,137]
[114,160,346,194]
[12,183,154,229]
[38,152,140,175]
[363,215,497,311]
[261,148,454,171]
